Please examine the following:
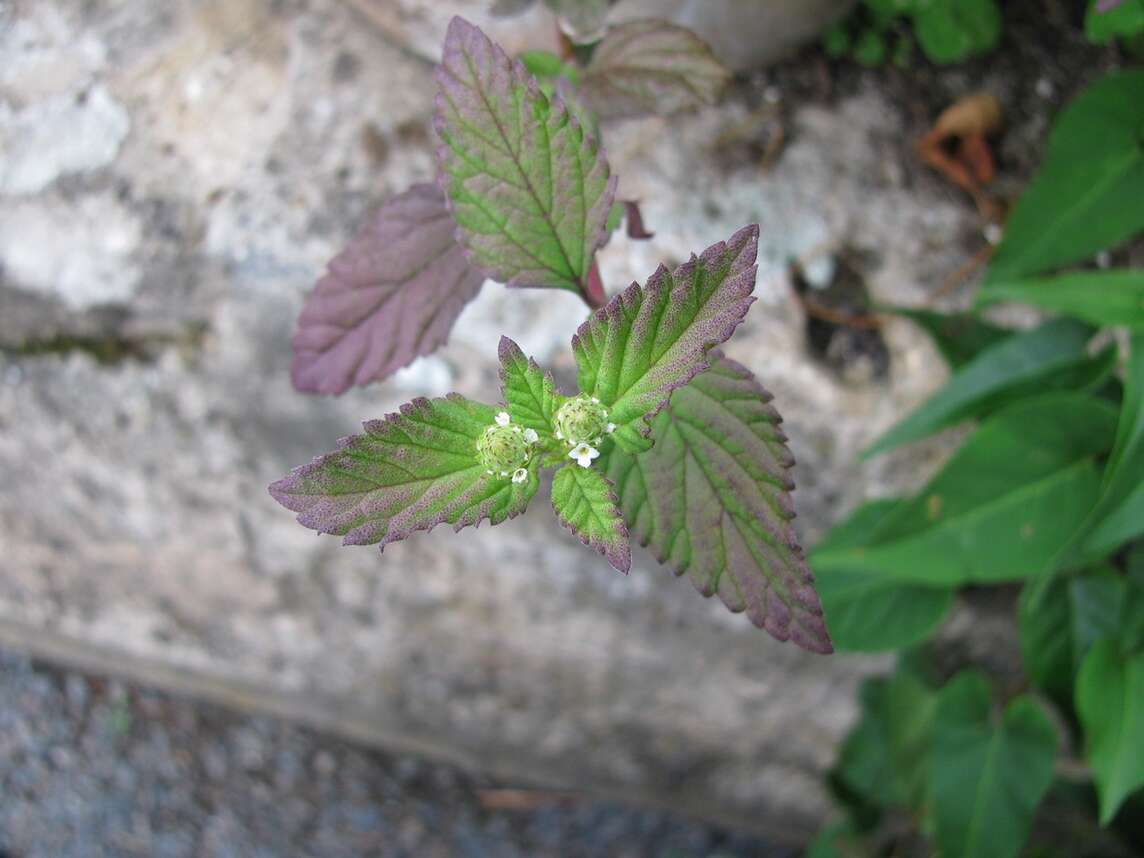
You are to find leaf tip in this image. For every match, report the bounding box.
[497,335,523,362]
[267,474,297,510]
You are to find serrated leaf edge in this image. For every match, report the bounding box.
[432,15,618,294]
[268,393,536,550]
[551,464,632,573]
[572,224,759,441]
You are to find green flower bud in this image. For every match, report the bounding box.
[554,396,612,447]
[476,416,533,475]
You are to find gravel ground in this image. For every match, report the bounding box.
[0,649,790,858]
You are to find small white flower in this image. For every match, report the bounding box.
[495,411,511,427]
[500,470,509,477]
[570,443,599,468]
[605,422,616,434]
[512,468,528,484]
[522,428,539,444]
[555,429,563,440]
[486,469,494,475]
[591,397,600,404]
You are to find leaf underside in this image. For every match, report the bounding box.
[573,225,759,451]
[268,394,537,548]
[581,19,730,120]
[291,184,485,395]
[603,354,832,653]
[434,16,616,293]
[551,464,631,572]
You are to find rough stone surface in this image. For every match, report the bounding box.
[351,0,856,71]
[0,0,973,842]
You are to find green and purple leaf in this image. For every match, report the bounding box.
[573,225,758,452]
[498,336,566,438]
[291,184,485,395]
[602,354,832,653]
[580,19,730,120]
[269,394,538,548]
[551,464,631,572]
[434,16,616,296]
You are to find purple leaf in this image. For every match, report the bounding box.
[433,16,616,296]
[581,19,730,120]
[602,355,832,653]
[290,183,485,396]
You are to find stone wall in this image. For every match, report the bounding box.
[0,0,969,840]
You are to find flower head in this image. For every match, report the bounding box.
[569,442,599,468]
[477,412,536,476]
[554,396,611,447]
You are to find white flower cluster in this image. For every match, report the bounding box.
[478,411,538,483]
[553,396,615,468]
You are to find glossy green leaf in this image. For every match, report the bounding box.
[1086,484,1144,555]
[988,70,1144,281]
[853,29,887,66]
[1019,568,1131,702]
[912,0,1002,63]
[806,819,864,858]
[930,672,1058,858]
[882,306,1010,369]
[977,269,1144,330]
[573,226,758,453]
[1086,0,1144,42]
[581,19,730,120]
[1084,333,1144,555]
[835,671,937,809]
[269,395,539,548]
[551,463,630,572]
[603,355,831,652]
[497,336,566,439]
[1018,577,1075,701]
[811,499,953,652]
[1069,571,1128,667]
[818,394,1118,585]
[434,17,616,294]
[1076,640,1144,824]
[863,318,1104,458]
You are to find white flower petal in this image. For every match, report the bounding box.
[522,428,539,444]
[512,468,528,483]
[495,411,511,427]
[605,423,616,434]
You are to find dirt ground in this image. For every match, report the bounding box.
[0,649,786,858]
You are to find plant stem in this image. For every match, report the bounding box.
[582,258,606,309]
